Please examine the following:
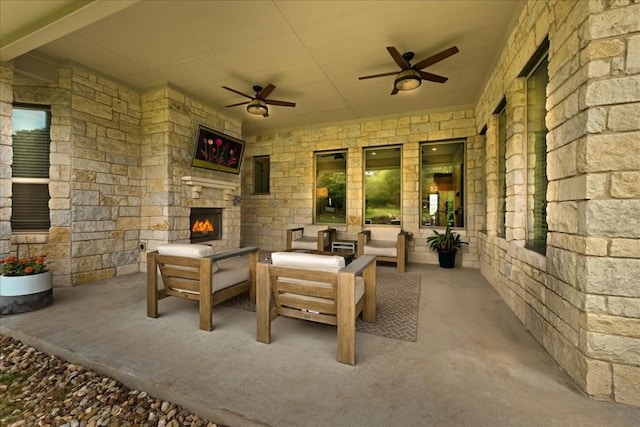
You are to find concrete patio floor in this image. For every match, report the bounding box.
[1,261,639,427]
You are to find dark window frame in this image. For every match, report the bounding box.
[10,103,52,232]
[524,54,549,254]
[253,155,270,194]
[420,139,466,229]
[315,150,347,225]
[364,145,402,226]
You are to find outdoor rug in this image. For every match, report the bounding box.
[222,265,421,342]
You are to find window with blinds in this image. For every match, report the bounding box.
[525,55,549,253]
[11,105,51,232]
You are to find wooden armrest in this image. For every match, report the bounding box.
[341,254,376,275]
[357,230,370,243]
[206,246,259,262]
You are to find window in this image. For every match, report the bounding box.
[11,105,51,232]
[253,155,270,194]
[315,150,346,224]
[525,55,549,252]
[420,140,464,228]
[364,146,401,225]
[497,106,507,238]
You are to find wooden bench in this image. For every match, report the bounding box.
[147,244,259,331]
[256,251,376,365]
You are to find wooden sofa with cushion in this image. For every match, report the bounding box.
[256,251,376,365]
[286,224,336,251]
[357,225,408,272]
[147,243,259,331]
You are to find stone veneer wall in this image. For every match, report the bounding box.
[475,0,640,406]
[240,110,481,268]
[1,65,242,285]
[139,85,243,267]
[1,64,142,286]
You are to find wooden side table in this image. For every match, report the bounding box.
[331,240,357,254]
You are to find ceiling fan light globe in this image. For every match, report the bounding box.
[394,69,422,91]
[246,99,268,115]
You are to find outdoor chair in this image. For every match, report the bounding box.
[256,251,377,365]
[357,226,408,272]
[286,224,336,251]
[147,243,259,331]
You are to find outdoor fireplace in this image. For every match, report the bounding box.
[190,208,222,243]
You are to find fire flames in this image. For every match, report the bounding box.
[192,219,214,234]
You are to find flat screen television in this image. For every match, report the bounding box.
[191,124,245,174]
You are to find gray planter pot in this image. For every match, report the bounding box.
[0,270,53,314]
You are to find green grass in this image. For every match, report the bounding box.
[365,207,400,222]
[316,213,346,224]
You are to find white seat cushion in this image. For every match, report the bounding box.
[272,251,344,271]
[214,253,251,291]
[157,243,219,274]
[291,236,321,250]
[271,252,364,302]
[157,243,214,257]
[156,244,247,291]
[302,224,329,237]
[368,226,400,241]
[363,240,398,257]
[212,266,250,292]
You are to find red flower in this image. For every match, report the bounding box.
[1,254,48,276]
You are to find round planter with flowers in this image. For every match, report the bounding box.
[0,255,52,314]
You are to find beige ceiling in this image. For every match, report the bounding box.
[1,0,525,136]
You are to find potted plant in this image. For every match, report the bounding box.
[0,254,53,314]
[426,226,467,268]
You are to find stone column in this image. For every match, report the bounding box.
[0,64,14,256]
[547,0,640,406]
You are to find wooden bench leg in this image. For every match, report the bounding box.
[362,260,377,323]
[147,252,159,318]
[256,263,272,344]
[337,272,356,365]
[199,259,213,331]
[249,250,259,303]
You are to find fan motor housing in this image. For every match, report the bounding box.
[247,98,268,115]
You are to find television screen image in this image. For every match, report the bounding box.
[191,125,245,174]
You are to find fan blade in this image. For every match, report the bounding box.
[257,83,275,99]
[358,71,399,80]
[417,70,448,83]
[390,87,399,96]
[265,99,296,107]
[387,46,410,69]
[412,46,459,70]
[222,86,254,99]
[225,101,250,108]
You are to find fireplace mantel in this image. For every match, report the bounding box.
[181,176,239,198]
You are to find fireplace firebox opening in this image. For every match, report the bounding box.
[190,208,222,243]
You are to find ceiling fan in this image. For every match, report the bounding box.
[358,46,459,95]
[222,84,296,117]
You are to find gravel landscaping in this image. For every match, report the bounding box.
[0,335,222,427]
